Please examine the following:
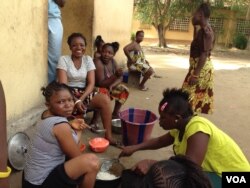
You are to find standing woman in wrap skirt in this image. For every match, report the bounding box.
[182,2,215,114]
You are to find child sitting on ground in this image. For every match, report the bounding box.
[23,81,99,188]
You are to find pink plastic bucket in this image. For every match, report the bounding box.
[119,108,158,146]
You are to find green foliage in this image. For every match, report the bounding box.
[135,0,203,27]
[222,0,249,17]
[233,33,248,49]
[134,0,203,47]
[130,32,135,42]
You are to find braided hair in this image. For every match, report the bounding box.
[41,81,73,102]
[141,155,212,188]
[94,35,105,48]
[102,42,120,54]
[159,88,193,119]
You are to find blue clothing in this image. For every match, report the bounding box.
[48,0,63,83]
[48,0,61,18]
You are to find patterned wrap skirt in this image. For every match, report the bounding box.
[182,57,214,114]
[96,84,129,104]
[69,87,97,116]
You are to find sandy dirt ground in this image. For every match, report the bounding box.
[9,45,250,187]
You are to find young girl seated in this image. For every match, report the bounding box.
[22,81,99,188]
[94,42,129,119]
[119,88,250,187]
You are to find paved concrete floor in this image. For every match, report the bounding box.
[9,51,250,187]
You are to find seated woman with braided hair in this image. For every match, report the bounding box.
[119,88,250,188]
[121,155,212,188]
[94,42,129,120]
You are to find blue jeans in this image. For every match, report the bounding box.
[48,17,63,83]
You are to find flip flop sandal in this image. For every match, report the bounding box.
[139,87,149,91]
[90,123,100,129]
[153,74,162,78]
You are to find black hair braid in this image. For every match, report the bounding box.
[41,81,73,102]
[142,155,212,188]
[103,42,120,54]
[170,155,212,188]
[159,88,193,118]
[67,32,87,46]
[111,42,120,53]
[94,35,104,48]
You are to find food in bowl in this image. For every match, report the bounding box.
[94,159,125,188]
[111,119,122,134]
[89,137,109,153]
[96,171,118,180]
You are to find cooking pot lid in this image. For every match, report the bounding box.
[8,132,30,170]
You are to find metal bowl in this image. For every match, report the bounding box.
[95,158,124,188]
[112,119,122,134]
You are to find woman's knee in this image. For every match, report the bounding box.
[146,68,154,76]
[81,154,100,172]
[96,93,111,106]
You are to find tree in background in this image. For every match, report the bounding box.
[134,0,249,48]
[135,0,203,47]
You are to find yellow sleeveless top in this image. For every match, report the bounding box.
[170,116,250,176]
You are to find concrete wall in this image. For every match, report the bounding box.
[132,20,194,43]
[93,0,134,66]
[61,0,94,55]
[0,0,47,134]
[61,0,134,66]
[0,0,134,138]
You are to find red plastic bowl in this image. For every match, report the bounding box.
[89,137,109,153]
[79,143,86,152]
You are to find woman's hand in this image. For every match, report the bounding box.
[119,145,137,158]
[74,101,87,114]
[188,75,198,85]
[115,68,123,77]
[132,159,157,176]
[109,84,114,92]
[70,118,88,130]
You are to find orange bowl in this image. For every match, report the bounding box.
[79,143,86,152]
[89,137,109,153]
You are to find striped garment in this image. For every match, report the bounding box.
[24,116,78,185]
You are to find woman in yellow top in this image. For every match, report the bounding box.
[119,88,250,187]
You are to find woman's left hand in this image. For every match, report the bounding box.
[75,101,87,114]
[70,118,88,130]
[115,68,123,77]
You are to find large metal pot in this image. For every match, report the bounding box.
[94,158,124,188]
